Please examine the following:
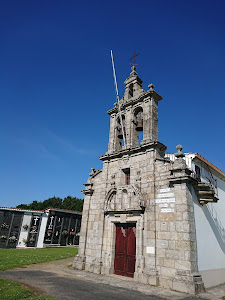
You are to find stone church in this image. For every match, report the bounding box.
[73,66,225,293]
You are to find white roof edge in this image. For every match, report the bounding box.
[0,207,45,214]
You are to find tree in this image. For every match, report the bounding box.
[16,196,83,212]
[62,196,84,211]
[42,197,62,210]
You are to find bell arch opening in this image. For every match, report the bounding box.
[128,83,134,98]
[116,115,126,150]
[133,107,143,146]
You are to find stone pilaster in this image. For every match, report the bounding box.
[108,113,117,154]
[142,84,159,144]
[124,106,133,148]
[167,145,205,294]
[73,177,94,270]
[142,97,151,143]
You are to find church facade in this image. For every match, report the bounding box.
[73,66,224,293]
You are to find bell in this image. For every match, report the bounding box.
[118,132,123,139]
[117,126,123,139]
[136,120,143,131]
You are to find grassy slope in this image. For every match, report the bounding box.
[0,278,57,299]
[0,248,78,299]
[0,247,78,271]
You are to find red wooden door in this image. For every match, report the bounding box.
[114,223,136,278]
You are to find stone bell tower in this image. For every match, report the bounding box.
[108,66,162,153]
[73,65,204,294]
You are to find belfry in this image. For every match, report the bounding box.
[73,63,224,293]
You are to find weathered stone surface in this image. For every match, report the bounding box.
[73,67,205,294]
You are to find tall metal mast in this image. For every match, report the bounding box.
[110,50,126,147]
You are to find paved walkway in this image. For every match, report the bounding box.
[0,257,224,300]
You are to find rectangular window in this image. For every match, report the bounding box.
[123,169,130,185]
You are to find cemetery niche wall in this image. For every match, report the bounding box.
[0,209,23,248]
[0,207,82,248]
[43,209,81,246]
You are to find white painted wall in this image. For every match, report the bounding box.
[192,170,225,287]
[36,212,48,248]
[17,212,48,248]
[192,185,225,270]
[17,213,32,248]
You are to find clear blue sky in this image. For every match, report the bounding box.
[1,0,225,207]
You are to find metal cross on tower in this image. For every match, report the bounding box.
[129,52,140,66]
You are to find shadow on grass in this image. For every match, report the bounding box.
[0,278,58,299]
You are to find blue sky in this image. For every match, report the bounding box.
[1,0,225,207]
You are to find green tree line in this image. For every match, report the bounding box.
[16,196,83,212]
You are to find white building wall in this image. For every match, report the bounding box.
[36,212,48,248]
[192,174,225,288]
[17,213,32,248]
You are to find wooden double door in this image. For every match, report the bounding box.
[114,223,136,278]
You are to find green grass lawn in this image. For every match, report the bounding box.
[0,247,78,271]
[0,278,57,299]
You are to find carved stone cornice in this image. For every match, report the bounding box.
[107,90,163,116]
[169,175,197,185]
[81,183,94,195]
[100,141,167,161]
[81,188,94,195]
[89,170,102,179]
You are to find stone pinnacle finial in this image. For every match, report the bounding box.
[89,167,96,176]
[176,144,183,152]
[148,83,155,91]
[175,144,185,158]
[130,65,137,76]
